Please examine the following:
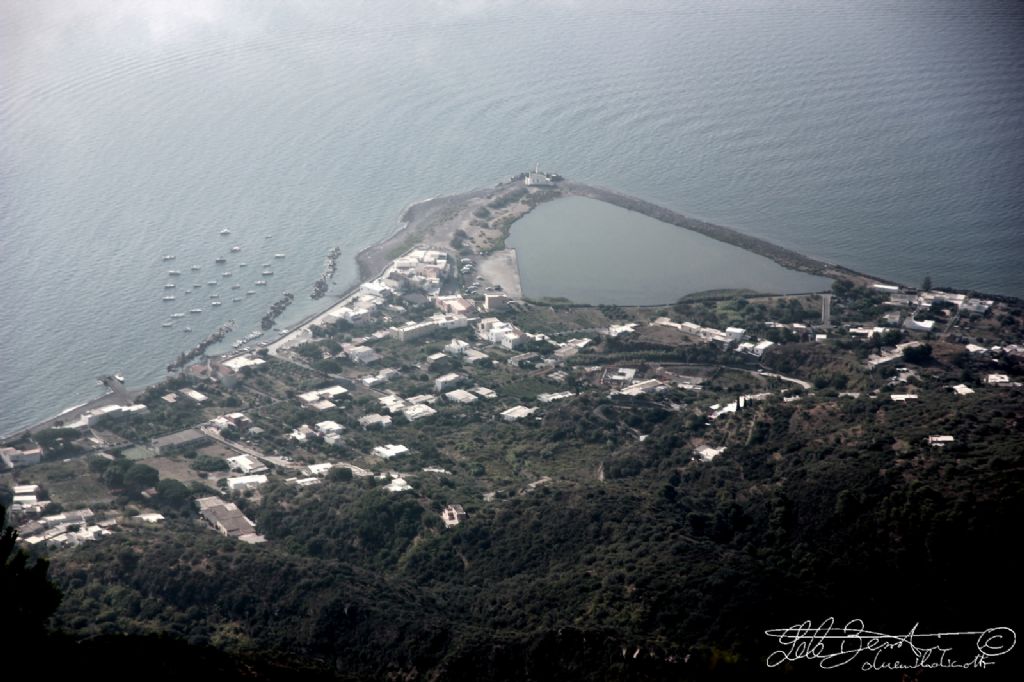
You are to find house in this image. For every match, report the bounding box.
[961,298,993,315]
[986,373,1011,385]
[288,424,314,442]
[507,352,539,367]
[306,463,335,477]
[462,348,490,363]
[384,477,413,493]
[446,389,478,404]
[434,373,465,392]
[298,385,348,410]
[361,368,400,387]
[951,384,975,396]
[436,295,475,315]
[151,428,211,455]
[890,394,919,402]
[927,435,955,447]
[477,317,525,348]
[606,368,637,384]
[373,444,409,459]
[179,388,208,403]
[395,319,439,342]
[196,496,264,542]
[471,386,498,399]
[482,293,509,312]
[358,414,393,429]
[695,445,726,462]
[226,454,266,475]
[618,379,664,397]
[0,446,42,468]
[501,406,536,422]
[379,394,408,413]
[537,391,573,403]
[315,420,345,436]
[226,475,268,492]
[903,317,936,332]
[445,339,471,355]
[441,504,467,527]
[606,323,638,337]
[342,343,381,364]
[219,355,266,374]
[523,170,551,187]
[403,404,437,421]
[881,311,902,326]
[736,340,775,357]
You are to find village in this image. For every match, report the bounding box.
[3,176,1023,553]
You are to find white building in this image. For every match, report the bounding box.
[358,414,393,429]
[695,445,726,462]
[315,420,345,435]
[501,405,536,422]
[403,404,437,421]
[434,373,465,392]
[226,454,266,474]
[441,504,467,527]
[445,389,478,404]
[226,474,268,491]
[373,444,409,459]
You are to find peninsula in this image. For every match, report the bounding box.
[2,171,1022,679]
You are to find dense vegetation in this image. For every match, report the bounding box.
[36,382,1024,680]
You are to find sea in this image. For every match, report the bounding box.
[2,0,1022,437]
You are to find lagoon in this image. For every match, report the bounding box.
[507,197,832,305]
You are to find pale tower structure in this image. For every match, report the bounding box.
[821,293,832,327]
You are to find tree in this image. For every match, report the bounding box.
[1,504,63,643]
[123,463,160,494]
[157,479,192,510]
[921,275,932,291]
[903,344,933,365]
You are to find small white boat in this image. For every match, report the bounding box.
[184,326,192,332]
[190,264,201,271]
[215,257,226,264]
[162,321,174,328]
[209,294,220,299]
[211,301,222,306]
[171,312,185,318]
[207,280,217,286]
[219,228,231,235]
[168,270,181,276]
[162,295,175,301]
[239,262,248,267]
[114,373,125,383]
[222,272,232,277]
[162,255,175,261]
[255,280,267,286]
[231,245,241,252]
[261,269,273,276]
[164,283,176,289]
[231,284,241,290]
[232,297,242,302]
[274,253,286,259]
[246,290,256,295]
[190,308,202,314]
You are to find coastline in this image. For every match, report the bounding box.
[6,173,1014,442]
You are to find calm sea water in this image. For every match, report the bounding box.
[2,0,1022,436]
[508,196,832,304]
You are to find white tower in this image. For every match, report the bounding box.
[821,293,832,327]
